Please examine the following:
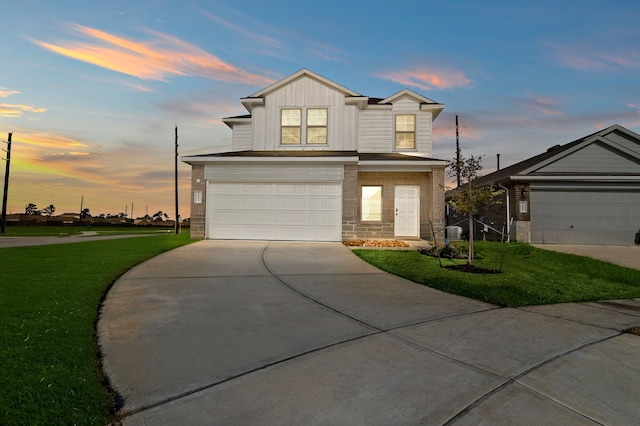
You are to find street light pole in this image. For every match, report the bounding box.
[1,132,13,234]
[174,125,179,234]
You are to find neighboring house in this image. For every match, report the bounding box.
[182,69,448,242]
[447,124,640,246]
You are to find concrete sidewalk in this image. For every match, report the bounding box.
[99,241,640,425]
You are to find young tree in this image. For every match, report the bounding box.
[447,154,502,265]
[81,208,91,219]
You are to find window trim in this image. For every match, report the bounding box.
[280,107,328,145]
[280,108,302,145]
[361,185,382,222]
[394,114,416,150]
[306,108,328,144]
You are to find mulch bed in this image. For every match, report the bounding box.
[343,240,410,248]
[443,264,501,274]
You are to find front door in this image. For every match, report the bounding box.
[395,186,419,238]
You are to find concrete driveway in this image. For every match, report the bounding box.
[99,241,640,425]
[533,244,640,270]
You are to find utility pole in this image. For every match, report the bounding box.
[131,202,134,220]
[1,132,13,233]
[455,115,461,188]
[174,125,179,234]
[80,195,84,222]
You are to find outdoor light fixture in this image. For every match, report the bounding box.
[521,188,528,199]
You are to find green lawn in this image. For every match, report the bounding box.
[0,232,194,426]
[354,241,640,307]
[0,225,175,237]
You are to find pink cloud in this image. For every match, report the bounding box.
[552,43,640,72]
[376,66,471,90]
[0,88,21,98]
[523,96,563,116]
[32,24,275,86]
[202,12,284,53]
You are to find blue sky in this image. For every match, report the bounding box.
[2,0,639,218]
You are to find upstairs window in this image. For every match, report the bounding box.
[361,186,382,221]
[307,108,328,144]
[395,114,415,149]
[281,108,301,144]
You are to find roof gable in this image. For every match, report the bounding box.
[520,125,640,175]
[380,89,438,105]
[378,89,445,119]
[248,68,361,99]
[470,124,640,187]
[531,141,640,174]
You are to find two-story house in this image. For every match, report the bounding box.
[183,69,448,242]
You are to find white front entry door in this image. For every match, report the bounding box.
[395,186,420,238]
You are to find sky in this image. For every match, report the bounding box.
[1,0,639,219]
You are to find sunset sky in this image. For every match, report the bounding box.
[2,0,639,218]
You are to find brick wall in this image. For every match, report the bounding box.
[190,164,206,239]
[429,167,446,242]
[342,164,358,240]
[356,171,438,240]
[459,182,531,242]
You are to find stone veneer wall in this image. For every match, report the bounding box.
[190,164,206,239]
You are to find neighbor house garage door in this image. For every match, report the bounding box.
[531,190,640,245]
[207,182,342,241]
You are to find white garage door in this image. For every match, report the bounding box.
[208,182,342,241]
[531,190,640,245]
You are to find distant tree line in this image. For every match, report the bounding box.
[24,203,170,222]
[25,203,56,216]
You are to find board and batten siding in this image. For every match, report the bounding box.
[250,76,357,151]
[537,143,640,174]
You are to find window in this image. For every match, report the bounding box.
[362,186,382,221]
[395,114,415,149]
[281,108,328,145]
[307,108,327,144]
[281,108,301,144]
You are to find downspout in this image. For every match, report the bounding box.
[498,183,510,243]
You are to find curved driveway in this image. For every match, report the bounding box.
[99,241,640,425]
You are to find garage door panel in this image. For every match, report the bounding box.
[531,190,640,245]
[208,182,341,241]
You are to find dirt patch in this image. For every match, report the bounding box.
[344,239,410,248]
[443,264,501,274]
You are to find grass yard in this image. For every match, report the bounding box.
[354,241,640,307]
[0,225,175,237]
[0,232,194,426]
